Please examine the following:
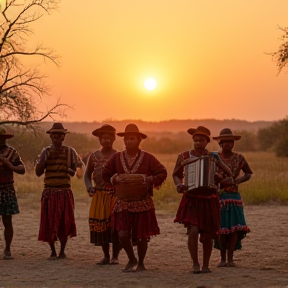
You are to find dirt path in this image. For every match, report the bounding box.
[0,199,288,288]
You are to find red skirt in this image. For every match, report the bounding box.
[174,193,220,240]
[38,188,77,242]
[112,208,160,241]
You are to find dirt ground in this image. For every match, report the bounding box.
[0,199,288,288]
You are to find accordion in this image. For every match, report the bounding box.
[183,155,217,194]
[114,174,149,202]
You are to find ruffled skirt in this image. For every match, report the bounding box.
[214,192,250,250]
[89,190,114,245]
[38,188,77,242]
[174,193,221,240]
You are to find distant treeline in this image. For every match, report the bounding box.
[7,117,288,169]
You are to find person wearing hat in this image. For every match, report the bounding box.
[213,128,252,268]
[84,124,121,265]
[102,123,167,272]
[172,126,232,274]
[35,122,83,259]
[0,127,26,259]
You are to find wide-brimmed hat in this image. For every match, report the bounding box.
[213,128,241,141]
[0,127,14,139]
[117,124,147,139]
[92,124,116,137]
[46,122,68,134]
[187,126,211,143]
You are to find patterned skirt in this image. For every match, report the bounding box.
[214,192,250,251]
[112,208,160,241]
[0,183,19,215]
[174,193,221,241]
[89,190,114,246]
[38,188,77,242]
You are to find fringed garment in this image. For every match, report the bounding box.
[102,150,167,241]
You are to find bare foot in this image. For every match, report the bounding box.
[136,263,147,272]
[47,252,58,260]
[3,250,14,260]
[122,258,138,272]
[227,262,236,267]
[110,258,119,265]
[192,263,201,274]
[217,261,227,268]
[97,256,110,265]
[201,267,212,273]
[58,252,66,259]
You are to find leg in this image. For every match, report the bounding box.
[188,225,200,273]
[111,231,121,264]
[97,242,110,265]
[58,237,67,259]
[227,232,238,266]
[136,239,148,271]
[2,215,14,259]
[217,234,228,267]
[202,237,213,272]
[118,230,137,272]
[48,241,57,260]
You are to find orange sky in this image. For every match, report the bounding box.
[28,0,288,122]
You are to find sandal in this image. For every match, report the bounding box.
[192,264,201,274]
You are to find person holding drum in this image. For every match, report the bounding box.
[173,126,232,274]
[84,124,121,265]
[0,127,26,259]
[212,128,252,268]
[102,123,167,272]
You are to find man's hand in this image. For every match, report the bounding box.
[176,184,188,194]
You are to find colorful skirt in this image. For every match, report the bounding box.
[38,188,77,242]
[214,192,250,251]
[112,208,160,241]
[174,193,221,240]
[89,190,114,246]
[0,183,19,215]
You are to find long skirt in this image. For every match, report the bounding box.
[0,183,19,215]
[112,208,160,241]
[174,193,221,241]
[89,190,114,245]
[214,192,250,251]
[38,188,77,242]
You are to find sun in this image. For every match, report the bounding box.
[144,78,157,90]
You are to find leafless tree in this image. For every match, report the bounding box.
[0,0,68,127]
[270,26,288,75]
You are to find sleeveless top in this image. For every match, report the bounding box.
[42,145,78,188]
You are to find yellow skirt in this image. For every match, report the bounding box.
[89,190,115,245]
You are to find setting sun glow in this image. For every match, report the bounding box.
[144,78,157,90]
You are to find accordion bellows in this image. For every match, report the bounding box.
[115,174,148,202]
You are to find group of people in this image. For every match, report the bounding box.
[0,122,252,274]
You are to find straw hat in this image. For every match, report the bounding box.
[46,123,68,134]
[117,124,147,139]
[187,126,211,143]
[92,124,116,137]
[213,128,241,141]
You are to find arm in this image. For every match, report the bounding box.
[35,148,47,177]
[146,154,167,189]
[0,153,25,174]
[172,154,187,193]
[235,156,253,185]
[84,153,95,196]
